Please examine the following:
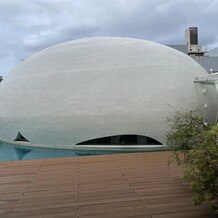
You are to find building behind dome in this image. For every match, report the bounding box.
[167,27,218,73]
[0,37,217,149]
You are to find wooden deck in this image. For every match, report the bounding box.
[0,151,214,217]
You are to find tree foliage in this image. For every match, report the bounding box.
[166,109,218,212]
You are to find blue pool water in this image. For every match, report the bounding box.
[0,142,133,162]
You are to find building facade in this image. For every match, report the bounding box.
[0,37,216,149]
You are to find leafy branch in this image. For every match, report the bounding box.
[166,109,218,213]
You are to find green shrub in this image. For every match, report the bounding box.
[166,110,218,212]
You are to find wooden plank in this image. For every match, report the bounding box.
[0,151,214,217]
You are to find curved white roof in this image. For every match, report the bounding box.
[0,37,208,147]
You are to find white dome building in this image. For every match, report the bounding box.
[0,37,216,149]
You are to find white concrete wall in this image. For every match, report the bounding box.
[0,37,209,147]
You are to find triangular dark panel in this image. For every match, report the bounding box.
[14,132,30,142]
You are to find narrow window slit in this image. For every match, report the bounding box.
[76,134,162,145]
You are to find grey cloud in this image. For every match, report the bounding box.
[0,0,218,74]
[23,24,98,52]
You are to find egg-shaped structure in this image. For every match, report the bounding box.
[0,37,210,148]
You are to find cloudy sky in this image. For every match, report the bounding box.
[1,0,218,74]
